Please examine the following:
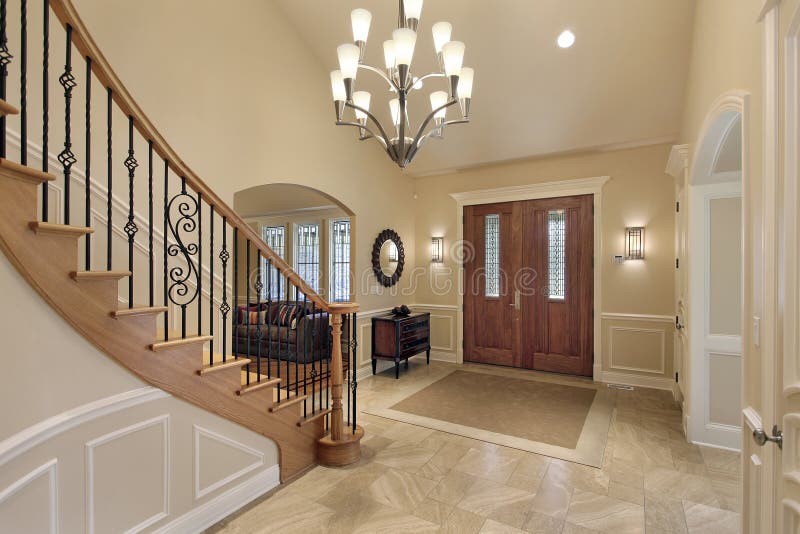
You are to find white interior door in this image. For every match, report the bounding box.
[688,181,742,449]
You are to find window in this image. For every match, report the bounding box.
[548,209,565,299]
[329,219,351,302]
[485,214,500,297]
[261,225,285,300]
[295,223,320,293]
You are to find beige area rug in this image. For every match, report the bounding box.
[365,366,614,467]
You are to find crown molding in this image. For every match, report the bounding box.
[665,144,690,178]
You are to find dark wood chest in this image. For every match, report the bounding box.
[371,312,431,378]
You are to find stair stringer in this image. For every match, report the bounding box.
[0,168,322,482]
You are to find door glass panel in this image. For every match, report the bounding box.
[485,214,500,297]
[548,209,565,299]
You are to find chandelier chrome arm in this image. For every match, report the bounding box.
[343,101,400,160]
[407,71,446,91]
[357,64,400,92]
[409,118,469,157]
[405,99,459,158]
[335,119,387,147]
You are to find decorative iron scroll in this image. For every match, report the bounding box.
[166,182,200,308]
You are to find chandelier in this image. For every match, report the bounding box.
[329,0,474,168]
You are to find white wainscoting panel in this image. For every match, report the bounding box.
[85,415,171,534]
[194,425,265,500]
[0,458,59,534]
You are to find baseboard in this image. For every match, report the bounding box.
[355,360,393,382]
[429,350,458,363]
[152,465,280,534]
[599,370,675,391]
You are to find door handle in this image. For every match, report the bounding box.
[753,425,783,449]
[509,290,520,310]
[675,315,684,330]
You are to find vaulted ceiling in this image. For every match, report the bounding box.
[274,0,695,176]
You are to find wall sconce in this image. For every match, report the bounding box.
[625,227,645,260]
[431,237,444,263]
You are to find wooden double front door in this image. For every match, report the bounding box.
[463,195,594,376]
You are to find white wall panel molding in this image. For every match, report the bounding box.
[608,326,666,375]
[152,465,279,534]
[85,415,170,534]
[193,425,265,500]
[0,387,169,467]
[0,458,59,534]
[600,312,674,323]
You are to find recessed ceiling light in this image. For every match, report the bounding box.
[557,30,575,49]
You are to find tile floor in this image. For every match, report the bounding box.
[207,360,741,534]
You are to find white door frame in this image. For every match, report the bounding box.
[687,181,743,450]
[450,175,609,380]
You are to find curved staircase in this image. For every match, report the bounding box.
[0,0,361,482]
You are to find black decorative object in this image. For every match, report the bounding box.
[371,228,404,287]
[391,305,411,316]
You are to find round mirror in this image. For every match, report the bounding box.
[372,229,404,287]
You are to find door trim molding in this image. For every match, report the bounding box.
[451,176,609,380]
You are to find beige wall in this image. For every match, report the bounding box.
[407,143,677,382]
[412,143,675,314]
[69,0,417,315]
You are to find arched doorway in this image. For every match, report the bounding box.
[685,94,747,450]
[233,184,356,303]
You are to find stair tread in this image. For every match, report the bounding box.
[150,335,213,352]
[0,99,19,115]
[269,393,308,413]
[71,270,132,280]
[112,305,168,318]
[30,221,94,236]
[197,357,252,376]
[238,377,282,396]
[297,408,332,427]
[0,158,55,183]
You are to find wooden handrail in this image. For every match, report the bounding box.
[48,0,336,312]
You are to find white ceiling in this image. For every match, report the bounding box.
[274,0,695,176]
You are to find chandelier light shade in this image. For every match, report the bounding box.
[329,0,474,168]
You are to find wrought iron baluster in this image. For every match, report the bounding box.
[266,258,272,379]
[162,160,168,340]
[346,312,351,425]
[197,191,202,335]
[41,0,48,221]
[105,87,111,269]
[310,301,317,415]
[19,0,26,163]
[123,116,138,308]
[83,56,90,269]
[58,24,76,225]
[276,272,282,402]
[255,253,263,381]
[219,216,229,363]
[285,280,291,399]
[233,227,238,360]
[148,141,153,306]
[245,239,251,385]
[167,177,199,339]
[296,287,305,395]
[317,305,324,414]
[209,204,214,364]
[302,294,308,418]
[352,312,358,434]
[0,0,12,159]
